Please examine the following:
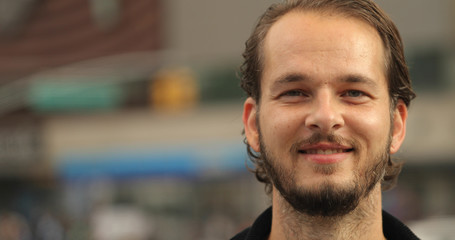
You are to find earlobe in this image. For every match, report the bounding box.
[390,100,408,154]
[243,97,260,152]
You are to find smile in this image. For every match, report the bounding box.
[300,149,351,154]
[297,143,354,156]
[297,147,353,164]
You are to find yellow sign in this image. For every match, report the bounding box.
[150,68,199,112]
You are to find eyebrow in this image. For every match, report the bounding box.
[271,73,379,89]
[272,73,310,89]
[340,75,379,89]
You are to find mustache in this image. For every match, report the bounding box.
[290,132,359,153]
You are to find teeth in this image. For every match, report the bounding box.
[305,149,343,154]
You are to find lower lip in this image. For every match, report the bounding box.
[300,152,350,164]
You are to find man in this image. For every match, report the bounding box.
[232,0,418,239]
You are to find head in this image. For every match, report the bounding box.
[241,0,416,216]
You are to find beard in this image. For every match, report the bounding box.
[259,131,390,217]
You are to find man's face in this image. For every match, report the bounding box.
[243,11,407,215]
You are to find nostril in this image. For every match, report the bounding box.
[305,118,344,132]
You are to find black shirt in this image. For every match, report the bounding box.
[231,207,420,240]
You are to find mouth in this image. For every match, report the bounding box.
[296,143,354,165]
[298,148,354,155]
[297,142,354,155]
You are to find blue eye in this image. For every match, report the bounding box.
[345,90,364,97]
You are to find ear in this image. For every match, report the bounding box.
[243,97,260,152]
[390,100,408,154]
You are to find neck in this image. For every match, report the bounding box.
[269,184,385,240]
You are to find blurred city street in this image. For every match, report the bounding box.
[0,0,454,239]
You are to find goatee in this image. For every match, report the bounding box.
[260,132,389,217]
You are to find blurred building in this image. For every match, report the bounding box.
[0,0,454,239]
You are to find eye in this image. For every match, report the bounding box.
[276,89,310,102]
[340,89,372,104]
[343,90,365,98]
[282,90,306,97]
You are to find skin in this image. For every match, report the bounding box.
[243,11,408,240]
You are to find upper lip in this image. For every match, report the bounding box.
[298,143,352,153]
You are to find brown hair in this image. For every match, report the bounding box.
[241,0,416,193]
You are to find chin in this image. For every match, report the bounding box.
[296,169,356,189]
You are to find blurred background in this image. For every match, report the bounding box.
[0,0,454,239]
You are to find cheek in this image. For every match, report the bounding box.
[346,107,391,151]
[260,107,303,146]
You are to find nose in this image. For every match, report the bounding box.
[305,91,344,133]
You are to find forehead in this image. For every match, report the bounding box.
[263,10,385,63]
[261,10,387,88]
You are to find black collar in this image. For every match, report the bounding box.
[231,207,420,240]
